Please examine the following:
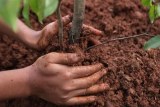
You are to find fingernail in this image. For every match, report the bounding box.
[102,69,107,74]
[100,84,108,90]
[73,53,80,60]
[98,63,104,68]
[92,96,98,101]
[73,53,83,61]
[103,84,109,90]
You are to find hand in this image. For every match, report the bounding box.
[33,15,104,50]
[1,15,72,50]
[36,15,72,49]
[28,52,109,106]
[0,15,104,50]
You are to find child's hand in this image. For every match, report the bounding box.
[31,15,104,50]
[28,52,109,105]
[35,15,72,49]
[0,15,104,50]
[0,15,71,50]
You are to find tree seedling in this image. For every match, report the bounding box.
[0,0,104,50]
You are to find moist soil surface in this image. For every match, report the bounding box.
[0,0,160,107]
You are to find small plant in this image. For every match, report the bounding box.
[0,0,104,51]
[0,0,86,46]
[141,0,160,50]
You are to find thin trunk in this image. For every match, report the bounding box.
[70,0,85,43]
[56,0,63,50]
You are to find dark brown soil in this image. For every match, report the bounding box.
[0,0,160,107]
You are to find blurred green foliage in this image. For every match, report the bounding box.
[0,0,59,30]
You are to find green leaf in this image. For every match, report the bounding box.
[144,35,160,50]
[44,0,59,18]
[29,0,58,23]
[149,5,157,23]
[0,0,21,30]
[141,0,152,7]
[156,4,160,16]
[29,0,39,13]
[22,0,30,26]
[29,0,44,23]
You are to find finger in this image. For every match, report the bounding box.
[44,15,72,35]
[83,24,104,36]
[49,15,72,35]
[89,36,102,45]
[68,23,104,37]
[69,64,103,78]
[73,69,107,89]
[61,15,72,26]
[71,83,109,97]
[65,96,97,106]
[42,52,82,65]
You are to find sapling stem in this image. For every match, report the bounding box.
[70,0,85,43]
[56,0,63,50]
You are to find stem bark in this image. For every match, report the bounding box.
[56,0,63,50]
[70,0,85,43]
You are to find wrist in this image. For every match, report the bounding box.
[23,31,41,49]
[16,20,41,49]
[22,66,33,97]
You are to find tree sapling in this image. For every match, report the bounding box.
[70,0,85,43]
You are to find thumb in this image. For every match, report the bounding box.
[43,52,83,65]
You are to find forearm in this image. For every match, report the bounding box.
[0,19,40,48]
[16,20,41,47]
[0,66,32,100]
